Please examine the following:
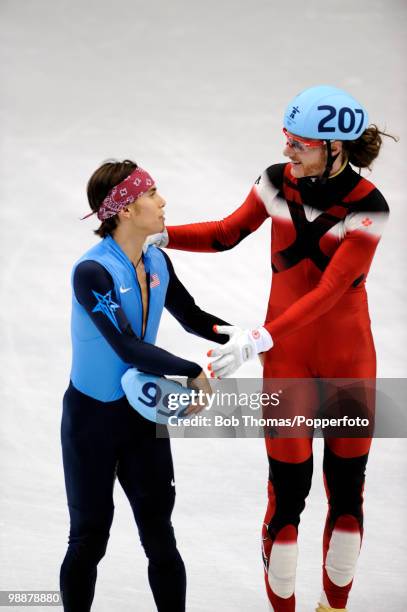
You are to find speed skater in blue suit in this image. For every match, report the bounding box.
[60,159,230,612]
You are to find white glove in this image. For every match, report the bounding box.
[208,325,273,378]
[143,228,169,253]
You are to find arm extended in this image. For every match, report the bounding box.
[166,184,270,252]
[208,205,389,377]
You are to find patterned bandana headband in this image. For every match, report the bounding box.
[81,167,155,221]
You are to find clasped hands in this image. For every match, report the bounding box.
[207,325,273,378]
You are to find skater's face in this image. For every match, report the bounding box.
[283,130,342,179]
[123,186,166,235]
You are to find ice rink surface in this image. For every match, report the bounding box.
[1,0,406,610]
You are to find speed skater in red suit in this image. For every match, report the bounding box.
[146,86,395,611]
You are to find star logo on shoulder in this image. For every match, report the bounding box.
[92,290,121,332]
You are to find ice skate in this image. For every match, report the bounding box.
[315,603,347,612]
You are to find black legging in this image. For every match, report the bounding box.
[60,382,186,612]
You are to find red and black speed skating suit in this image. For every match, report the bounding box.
[165,161,389,610]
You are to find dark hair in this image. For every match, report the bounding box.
[342,125,398,170]
[87,159,138,238]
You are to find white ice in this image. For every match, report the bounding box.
[1,1,406,610]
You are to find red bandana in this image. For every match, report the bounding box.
[81,167,155,221]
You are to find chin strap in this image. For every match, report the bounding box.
[319,141,340,184]
[302,141,342,187]
[300,140,342,185]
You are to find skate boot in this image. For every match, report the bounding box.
[315,604,347,612]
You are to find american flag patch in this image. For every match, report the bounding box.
[150,273,160,288]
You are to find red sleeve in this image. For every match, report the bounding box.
[166,187,269,252]
[265,229,383,342]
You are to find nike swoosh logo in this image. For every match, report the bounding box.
[120,286,132,294]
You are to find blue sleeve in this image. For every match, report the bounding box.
[73,260,202,378]
[160,250,231,343]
